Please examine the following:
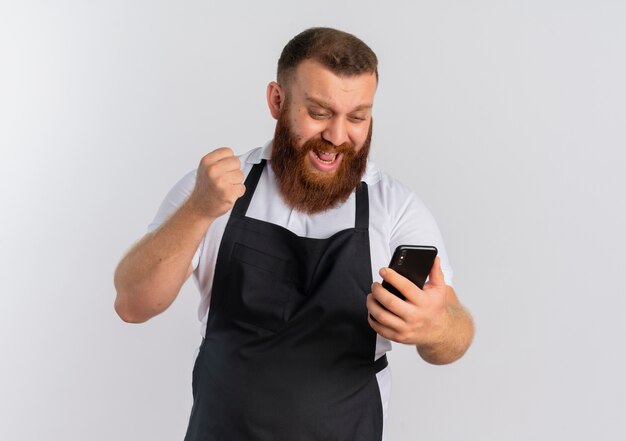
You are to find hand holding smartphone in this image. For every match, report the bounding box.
[382,245,438,300]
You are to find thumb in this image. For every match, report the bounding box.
[425,256,445,288]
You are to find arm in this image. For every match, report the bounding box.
[366,257,474,365]
[113,148,245,323]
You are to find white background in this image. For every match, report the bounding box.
[2,1,625,440]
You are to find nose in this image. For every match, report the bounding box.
[322,118,349,147]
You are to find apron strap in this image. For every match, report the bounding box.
[374,354,388,373]
[232,159,266,217]
[355,181,369,231]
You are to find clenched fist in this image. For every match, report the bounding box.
[187,147,246,220]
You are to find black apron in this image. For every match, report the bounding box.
[184,160,387,441]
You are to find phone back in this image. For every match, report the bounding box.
[382,245,437,299]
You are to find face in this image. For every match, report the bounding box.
[268,60,377,213]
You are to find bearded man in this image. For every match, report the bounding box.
[114,27,474,441]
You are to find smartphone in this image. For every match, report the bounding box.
[382,245,438,300]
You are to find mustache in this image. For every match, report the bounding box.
[302,138,355,155]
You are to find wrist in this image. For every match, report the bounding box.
[415,308,450,351]
[416,304,473,365]
[181,195,218,226]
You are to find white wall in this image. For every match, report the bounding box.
[1,1,625,440]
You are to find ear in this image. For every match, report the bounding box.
[266,81,284,120]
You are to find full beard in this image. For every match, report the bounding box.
[270,110,372,214]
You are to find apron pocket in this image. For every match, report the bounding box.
[228,243,292,332]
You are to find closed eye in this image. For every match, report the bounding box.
[309,110,331,119]
[349,115,368,123]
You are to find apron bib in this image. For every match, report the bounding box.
[184,160,387,441]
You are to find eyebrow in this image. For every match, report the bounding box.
[305,96,372,112]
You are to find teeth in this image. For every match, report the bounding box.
[315,150,337,164]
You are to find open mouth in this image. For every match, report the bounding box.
[309,149,343,172]
[315,150,338,163]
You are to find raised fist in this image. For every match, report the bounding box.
[188,147,246,220]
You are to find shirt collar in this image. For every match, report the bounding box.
[246,140,273,164]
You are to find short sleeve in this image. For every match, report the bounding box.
[147,169,203,270]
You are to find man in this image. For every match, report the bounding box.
[114,27,474,440]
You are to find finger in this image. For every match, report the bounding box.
[200,149,236,175]
[366,292,405,329]
[424,256,445,288]
[200,148,238,173]
[223,169,245,185]
[205,159,242,184]
[212,155,242,173]
[371,281,406,316]
[206,147,235,162]
[233,183,246,199]
[367,312,400,341]
[379,267,421,304]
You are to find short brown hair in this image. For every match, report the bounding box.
[277,27,378,85]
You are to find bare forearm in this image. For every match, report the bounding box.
[114,199,214,323]
[114,148,245,322]
[416,303,474,365]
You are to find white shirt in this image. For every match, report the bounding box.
[148,140,454,433]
